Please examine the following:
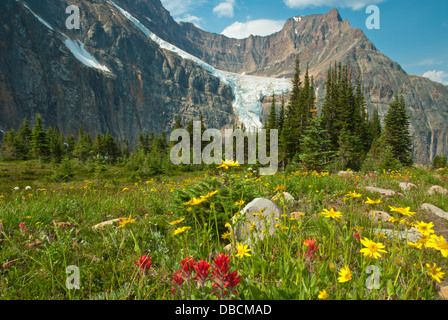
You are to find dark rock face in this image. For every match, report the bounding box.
[1,0,447,164]
[0,0,235,145]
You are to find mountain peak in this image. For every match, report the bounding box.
[325,8,342,22]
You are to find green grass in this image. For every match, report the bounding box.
[0,161,447,300]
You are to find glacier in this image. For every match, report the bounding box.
[109,0,291,130]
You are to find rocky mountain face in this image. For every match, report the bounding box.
[0,0,235,145]
[0,0,447,164]
[175,7,448,165]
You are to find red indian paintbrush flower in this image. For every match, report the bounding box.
[173,271,185,285]
[302,239,320,262]
[212,253,231,278]
[180,256,196,276]
[135,255,153,272]
[225,270,243,295]
[193,259,211,283]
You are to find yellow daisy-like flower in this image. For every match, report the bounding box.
[318,290,329,300]
[173,226,191,236]
[321,208,343,219]
[366,197,382,205]
[374,232,387,239]
[414,221,435,236]
[347,191,362,198]
[217,159,240,169]
[388,217,400,224]
[221,231,232,240]
[249,222,256,231]
[427,235,448,257]
[235,200,245,206]
[389,206,416,217]
[337,266,352,283]
[183,197,207,206]
[408,241,423,250]
[225,222,231,229]
[426,263,445,283]
[117,215,136,229]
[273,184,286,193]
[360,237,388,259]
[203,190,218,199]
[168,218,185,225]
[235,243,252,258]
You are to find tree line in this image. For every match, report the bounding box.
[0,56,425,174]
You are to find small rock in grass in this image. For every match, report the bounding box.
[364,186,404,197]
[272,192,295,203]
[232,198,282,245]
[338,171,353,177]
[420,203,448,221]
[428,185,448,195]
[399,182,416,191]
[438,286,448,300]
[366,211,392,223]
[379,228,420,243]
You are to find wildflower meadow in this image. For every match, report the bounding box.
[0,160,448,301]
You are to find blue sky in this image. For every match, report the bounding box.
[160,0,448,84]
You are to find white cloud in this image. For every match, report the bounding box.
[221,19,285,39]
[213,0,236,18]
[175,14,203,28]
[283,0,384,10]
[422,70,448,85]
[161,0,206,16]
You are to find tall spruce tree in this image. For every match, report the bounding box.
[384,94,413,166]
[30,114,50,160]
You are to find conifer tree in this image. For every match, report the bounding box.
[299,116,333,171]
[384,94,413,166]
[278,94,285,135]
[73,126,92,162]
[30,114,50,160]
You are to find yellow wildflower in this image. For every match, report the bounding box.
[347,191,362,198]
[337,266,352,283]
[235,243,252,258]
[389,206,416,217]
[168,218,185,225]
[321,208,343,219]
[173,226,191,236]
[117,215,136,229]
[366,197,382,204]
[183,197,207,206]
[360,237,388,259]
[426,263,445,283]
[235,200,245,206]
[217,159,240,169]
[318,290,329,300]
[414,221,435,236]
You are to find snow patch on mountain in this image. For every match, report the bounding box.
[20,1,54,31]
[63,36,110,72]
[293,16,302,22]
[109,0,291,129]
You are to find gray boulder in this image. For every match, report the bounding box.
[231,198,282,245]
